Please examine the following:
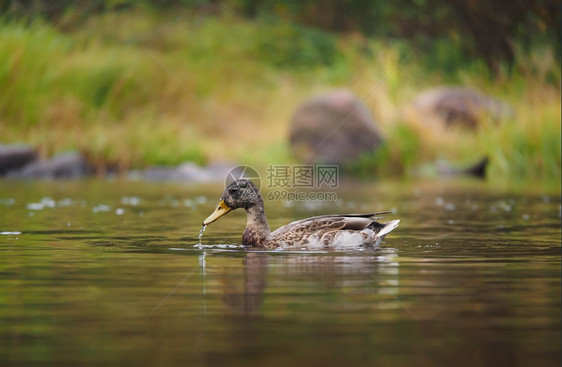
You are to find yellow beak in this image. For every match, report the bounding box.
[203,200,232,226]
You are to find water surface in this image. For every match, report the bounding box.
[0,179,560,366]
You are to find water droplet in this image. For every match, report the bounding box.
[198,225,207,250]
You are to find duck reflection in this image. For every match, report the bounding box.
[216,251,400,315]
[221,252,269,314]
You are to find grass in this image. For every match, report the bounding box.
[0,8,560,183]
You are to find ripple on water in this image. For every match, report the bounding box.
[0,198,15,205]
[27,197,56,210]
[92,204,111,213]
[121,196,141,206]
[168,244,244,252]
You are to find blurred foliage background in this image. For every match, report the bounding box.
[0,0,560,181]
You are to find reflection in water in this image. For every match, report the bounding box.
[218,251,402,316]
[222,253,269,314]
[200,251,207,315]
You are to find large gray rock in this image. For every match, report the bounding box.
[0,144,37,175]
[408,87,512,129]
[8,152,93,179]
[289,89,384,165]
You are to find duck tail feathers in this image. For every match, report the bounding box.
[377,219,400,238]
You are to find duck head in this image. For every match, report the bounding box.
[203,179,262,226]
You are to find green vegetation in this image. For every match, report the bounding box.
[0,5,560,182]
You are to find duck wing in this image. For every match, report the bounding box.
[270,212,399,249]
[271,212,394,237]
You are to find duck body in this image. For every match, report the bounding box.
[203,179,399,250]
[270,214,399,250]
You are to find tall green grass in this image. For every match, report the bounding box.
[0,9,560,182]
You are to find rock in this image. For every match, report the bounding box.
[8,152,93,179]
[173,162,219,181]
[0,144,37,175]
[138,162,232,182]
[205,161,236,181]
[135,166,177,181]
[407,87,512,129]
[436,156,489,178]
[289,89,384,165]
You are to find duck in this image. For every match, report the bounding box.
[202,179,400,250]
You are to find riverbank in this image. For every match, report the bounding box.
[1,9,560,182]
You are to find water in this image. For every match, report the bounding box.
[198,225,207,250]
[0,179,560,366]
